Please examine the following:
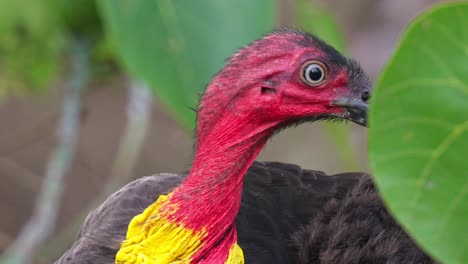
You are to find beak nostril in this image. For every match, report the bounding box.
[361,91,370,102]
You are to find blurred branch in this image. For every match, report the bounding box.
[106,81,152,193]
[37,80,152,262]
[0,41,90,264]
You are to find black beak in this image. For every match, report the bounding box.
[332,97,368,127]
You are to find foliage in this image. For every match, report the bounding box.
[0,41,90,264]
[0,0,62,95]
[98,0,274,129]
[0,0,106,97]
[369,2,468,263]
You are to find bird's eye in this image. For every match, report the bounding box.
[301,61,328,86]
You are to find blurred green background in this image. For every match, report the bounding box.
[0,0,448,263]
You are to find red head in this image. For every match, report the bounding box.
[196,30,370,144]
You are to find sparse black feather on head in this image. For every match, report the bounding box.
[277,29,348,65]
[346,58,371,94]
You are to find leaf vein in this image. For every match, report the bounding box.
[429,18,467,52]
[375,149,432,164]
[409,120,468,216]
[373,116,455,132]
[380,78,468,98]
[433,179,468,242]
[420,45,467,93]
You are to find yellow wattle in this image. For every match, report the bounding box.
[226,243,244,264]
[115,194,204,263]
[115,194,244,264]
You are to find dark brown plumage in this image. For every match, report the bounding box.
[292,173,436,264]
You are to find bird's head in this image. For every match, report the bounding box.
[115,30,373,264]
[197,30,371,141]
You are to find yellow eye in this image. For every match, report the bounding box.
[301,60,328,86]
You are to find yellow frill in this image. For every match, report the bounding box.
[115,194,244,264]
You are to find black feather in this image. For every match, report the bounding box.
[292,174,437,264]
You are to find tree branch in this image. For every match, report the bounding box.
[36,80,153,262]
[106,80,153,193]
[0,41,89,264]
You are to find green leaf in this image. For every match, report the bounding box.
[0,0,106,97]
[98,0,274,129]
[369,3,468,264]
[0,0,64,95]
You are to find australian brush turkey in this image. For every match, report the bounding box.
[56,30,433,264]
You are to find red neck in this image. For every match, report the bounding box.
[164,111,281,262]
[168,113,279,230]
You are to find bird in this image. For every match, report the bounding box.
[55,30,432,263]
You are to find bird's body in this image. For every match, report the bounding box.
[56,162,434,264]
[55,30,433,263]
[56,161,359,263]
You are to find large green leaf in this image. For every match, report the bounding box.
[98,0,274,129]
[369,3,468,264]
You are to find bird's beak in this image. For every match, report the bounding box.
[331,97,368,127]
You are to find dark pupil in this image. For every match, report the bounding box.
[307,65,323,82]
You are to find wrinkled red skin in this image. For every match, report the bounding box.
[163,32,352,263]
